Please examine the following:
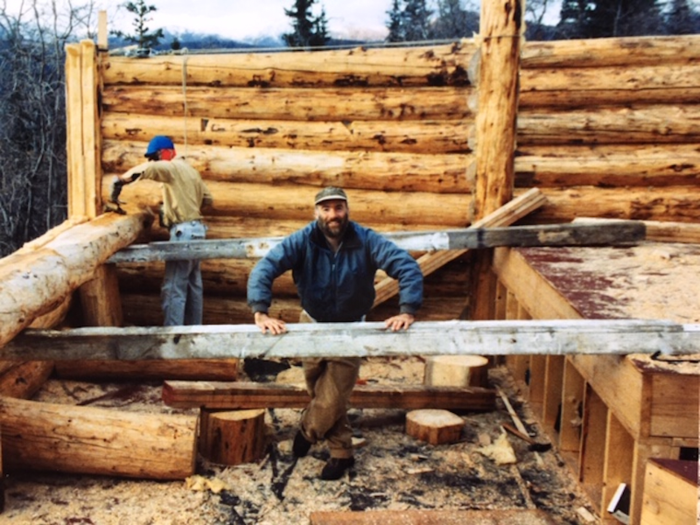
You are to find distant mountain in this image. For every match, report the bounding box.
[109,30,285,53]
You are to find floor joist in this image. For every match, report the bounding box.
[3,319,697,361]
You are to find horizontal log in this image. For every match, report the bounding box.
[102,42,474,87]
[0,212,151,349]
[0,396,197,479]
[528,186,700,224]
[139,215,457,244]
[0,361,53,398]
[3,320,697,361]
[515,143,700,159]
[521,64,700,94]
[513,155,700,188]
[115,255,469,298]
[522,35,700,68]
[107,222,645,263]
[101,113,472,153]
[519,87,700,109]
[107,181,472,227]
[102,85,471,121]
[102,139,472,194]
[162,381,496,411]
[517,105,700,145]
[53,358,239,382]
[120,294,468,326]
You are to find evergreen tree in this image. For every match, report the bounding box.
[667,0,695,34]
[402,0,433,41]
[386,0,404,42]
[111,0,164,50]
[283,0,329,48]
[558,0,664,39]
[431,0,478,39]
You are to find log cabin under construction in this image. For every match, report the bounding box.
[0,3,698,524]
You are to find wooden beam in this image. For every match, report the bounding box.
[107,221,645,264]
[573,217,700,244]
[162,381,496,411]
[309,509,558,525]
[3,320,697,361]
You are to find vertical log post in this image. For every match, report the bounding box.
[70,38,123,326]
[468,0,523,321]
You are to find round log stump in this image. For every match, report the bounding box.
[424,355,489,388]
[199,408,266,465]
[406,409,464,445]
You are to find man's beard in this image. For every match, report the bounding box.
[318,215,348,239]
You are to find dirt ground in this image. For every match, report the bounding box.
[1,357,597,525]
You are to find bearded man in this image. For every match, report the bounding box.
[247,186,423,480]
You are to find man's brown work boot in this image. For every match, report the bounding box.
[292,430,312,458]
[320,457,354,480]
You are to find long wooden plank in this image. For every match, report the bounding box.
[107,221,645,263]
[310,508,557,525]
[162,381,496,410]
[3,320,698,361]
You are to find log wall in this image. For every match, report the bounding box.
[92,34,700,326]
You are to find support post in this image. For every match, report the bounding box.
[469,0,523,320]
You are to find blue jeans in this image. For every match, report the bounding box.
[161,220,206,326]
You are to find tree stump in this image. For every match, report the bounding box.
[406,409,464,445]
[199,409,266,465]
[424,355,489,388]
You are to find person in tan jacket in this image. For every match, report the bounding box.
[112,136,213,326]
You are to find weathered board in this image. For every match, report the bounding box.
[3,320,697,361]
[107,222,645,263]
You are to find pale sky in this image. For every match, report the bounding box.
[110,0,396,42]
[4,1,567,43]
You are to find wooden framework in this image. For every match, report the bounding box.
[493,244,700,524]
[0,0,697,522]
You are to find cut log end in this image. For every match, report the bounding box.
[424,355,489,388]
[406,408,464,445]
[199,408,267,465]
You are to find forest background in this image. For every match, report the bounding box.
[0,0,698,258]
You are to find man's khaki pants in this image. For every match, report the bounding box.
[298,311,360,460]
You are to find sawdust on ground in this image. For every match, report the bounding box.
[2,358,597,525]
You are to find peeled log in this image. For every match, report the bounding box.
[102,139,472,194]
[524,186,700,224]
[0,361,53,398]
[519,87,700,109]
[106,181,472,227]
[101,113,472,154]
[522,35,700,68]
[102,42,474,88]
[424,355,489,389]
[514,154,700,188]
[517,105,700,145]
[199,409,266,465]
[102,86,471,122]
[521,64,700,95]
[0,212,151,348]
[0,396,197,480]
[406,409,464,445]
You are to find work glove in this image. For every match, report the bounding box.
[109,176,125,204]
